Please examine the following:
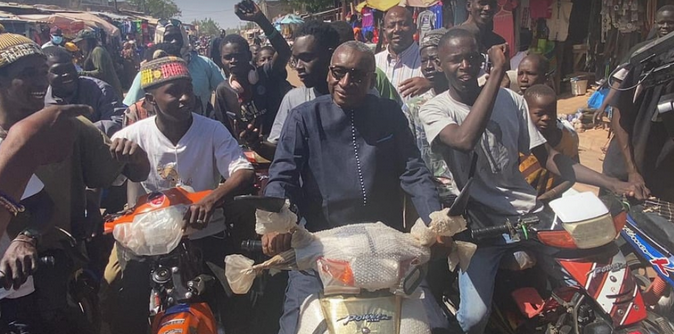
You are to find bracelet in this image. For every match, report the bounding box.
[0,194,25,216]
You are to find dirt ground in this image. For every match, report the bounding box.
[556,90,611,194]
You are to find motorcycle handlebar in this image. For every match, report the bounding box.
[241,240,263,253]
[471,224,512,239]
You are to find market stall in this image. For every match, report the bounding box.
[274,14,303,39]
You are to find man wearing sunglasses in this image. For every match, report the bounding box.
[265,40,446,334]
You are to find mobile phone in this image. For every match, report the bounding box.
[482,53,492,73]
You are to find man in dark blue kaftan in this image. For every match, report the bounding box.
[263,41,445,334]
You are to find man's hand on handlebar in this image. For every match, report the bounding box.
[185,198,216,230]
[0,235,37,290]
[261,232,292,256]
[626,172,651,200]
[611,177,651,201]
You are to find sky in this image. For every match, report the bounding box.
[174,0,244,29]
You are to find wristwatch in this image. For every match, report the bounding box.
[18,228,41,246]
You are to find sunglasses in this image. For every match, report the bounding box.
[329,66,372,84]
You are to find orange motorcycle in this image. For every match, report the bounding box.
[104,187,218,334]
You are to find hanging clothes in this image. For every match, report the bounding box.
[530,0,553,20]
[430,3,443,30]
[362,7,375,28]
[493,1,515,56]
[547,0,573,42]
[417,9,436,41]
[520,0,531,29]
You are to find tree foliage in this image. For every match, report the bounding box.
[127,0,182,19]
[191,18,221,37]
[281,0,334,13]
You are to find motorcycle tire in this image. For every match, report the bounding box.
[642,311,674,334]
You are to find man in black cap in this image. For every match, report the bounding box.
[74,28,123,97]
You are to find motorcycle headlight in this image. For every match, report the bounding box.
[561,213,616,249]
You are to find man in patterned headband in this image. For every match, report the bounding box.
[0,33,149,334]
[104,56,254,334]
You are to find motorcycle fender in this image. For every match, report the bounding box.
[558,251,647,328]
[621,220,674,286]
[296,294,432,334]
[297,295,329,334]
[152,303,217,334]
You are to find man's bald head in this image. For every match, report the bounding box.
[332,41,375,73]
[383,6,416,55]
[385,6,412,22]
[328,41,376,109]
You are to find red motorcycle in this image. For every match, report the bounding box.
[444,192,672,334]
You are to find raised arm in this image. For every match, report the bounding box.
[235,0,290,74]
[0,105,92,238]
[435,44,507,152]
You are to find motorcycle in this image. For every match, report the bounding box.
[224,196,469,334]
[446,191,673,334]
[103,187,218,334]
[619,198,674,321]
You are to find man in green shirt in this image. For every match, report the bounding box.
[74,29,123,98]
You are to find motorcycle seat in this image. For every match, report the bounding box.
[630,207,674,252]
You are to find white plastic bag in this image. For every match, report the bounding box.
[255,199,298,235]
[224,254,256,294]
[113,204,187,256]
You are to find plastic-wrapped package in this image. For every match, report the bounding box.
[113,204,187,256]
[295,223,431,293]
[224,255,256,294]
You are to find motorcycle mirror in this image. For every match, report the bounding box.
[448,178,474,217]
[447,152,478,216]
[234,195,286,213]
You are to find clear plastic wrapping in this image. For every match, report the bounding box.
[295,223,431,293]
[112,204,187,257]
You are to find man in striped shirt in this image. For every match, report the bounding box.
[375,6,432,101]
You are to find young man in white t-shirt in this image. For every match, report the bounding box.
[105,56,254,334]
[418,28,643,334]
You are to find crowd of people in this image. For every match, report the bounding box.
[0,0,672,334]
